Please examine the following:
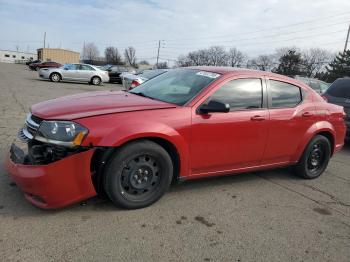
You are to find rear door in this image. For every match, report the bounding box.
[77,64,95,81]
[262,78,317,164]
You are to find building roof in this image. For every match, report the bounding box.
[37,48,80,54]
[0,49,36,55]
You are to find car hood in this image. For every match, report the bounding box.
[31,91,177,120]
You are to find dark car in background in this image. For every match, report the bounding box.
[323,78,350,140]
[29,61,62,71]
[103,65,129,83]
[295,76,330,94]
[122,69,168,90]
[26,59,41,66]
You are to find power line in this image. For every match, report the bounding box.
[165,20,350,47]
[164,11,350,42]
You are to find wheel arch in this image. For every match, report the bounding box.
[49,71,61,80]
[91,75,102,81]
[291,123,336,162]
[90,136,183,195]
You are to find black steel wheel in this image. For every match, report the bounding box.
[294,135,331,179]
[104,140,173,209]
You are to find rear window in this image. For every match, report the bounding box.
[326,79,350,98]
[140,70,166,79]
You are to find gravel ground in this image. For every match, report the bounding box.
[0,63,349,262]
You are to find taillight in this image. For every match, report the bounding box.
[130,80,140,89]
[321,95,328,102]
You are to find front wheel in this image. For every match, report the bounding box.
[50,73,61,82]
[104,140,173,209]
[91,76,101,85]
[294,135,331,179]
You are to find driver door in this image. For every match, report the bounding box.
[61,64,78,80]
[190,78,269,176]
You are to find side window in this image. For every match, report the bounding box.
[269,80,302,108]
[80,65,94,71]
[64,64,78,70]
[208,78,263,111]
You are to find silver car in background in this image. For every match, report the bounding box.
[122,69,168,90]
[38,63,109,85]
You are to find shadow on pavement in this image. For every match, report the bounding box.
[0,163,299,217]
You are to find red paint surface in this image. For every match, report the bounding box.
[6,150,96,209]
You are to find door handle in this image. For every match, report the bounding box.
[302,112,313,117]
[251,115,266,121]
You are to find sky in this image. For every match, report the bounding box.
[0,0,350,64]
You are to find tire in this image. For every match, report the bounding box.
[50,73,61,82]
[294,135,331,179]
[104,140,173,209]
[91,76,101,85]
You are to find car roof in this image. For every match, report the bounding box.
[187,66,291,79]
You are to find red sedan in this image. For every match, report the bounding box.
[29,61,61,71]
[6,67,346,209]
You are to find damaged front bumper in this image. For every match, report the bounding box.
[5,140,97,209]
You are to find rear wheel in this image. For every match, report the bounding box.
[104,140,173,209]
[50,73,61,82]
[294,135,331,179]
[91,76,101,85]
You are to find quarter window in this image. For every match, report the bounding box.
[269,80,302,108]
[208,78,263,111]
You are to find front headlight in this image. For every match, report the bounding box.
[35,121,88,147]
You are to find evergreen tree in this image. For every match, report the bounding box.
[273,50,305,76]
[326,50,350,82]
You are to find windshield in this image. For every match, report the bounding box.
[326,78,350,98]
[130,69,220,105]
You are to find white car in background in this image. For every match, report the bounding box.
[38,63,109,85]
[122,69,168,90]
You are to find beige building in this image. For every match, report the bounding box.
[37,48,80,64]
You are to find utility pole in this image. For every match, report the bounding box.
[344,24,350,53]
[43,32,46,49]
[83,41,86,61]
[156,40,161,68]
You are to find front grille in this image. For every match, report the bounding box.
[18,114,43,142]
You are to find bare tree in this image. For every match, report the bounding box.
[139,60,150,65]
[157,62,168,69]
[207,46,227,66]
[248,55,274,71]
[227,47,246,67]
[302,48,333,77]
[176,55,193,67]
[82,42,99,61]
[124,46,137,67]
[104,46,122,65]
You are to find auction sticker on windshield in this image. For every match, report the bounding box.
[196,71,220,79]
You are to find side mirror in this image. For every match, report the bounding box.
[199,100,230,114]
